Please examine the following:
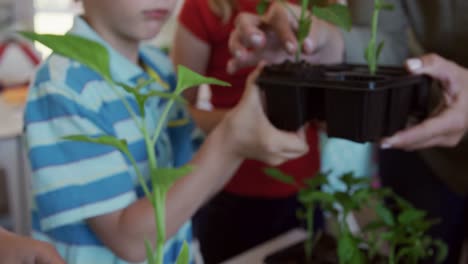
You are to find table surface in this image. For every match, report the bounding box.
[0,98,23,139]
[223,229,307,264]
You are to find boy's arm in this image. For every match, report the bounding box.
[87,65,309,262]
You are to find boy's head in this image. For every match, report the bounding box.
[82,0,177,41]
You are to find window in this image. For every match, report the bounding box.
[33,0,81,57]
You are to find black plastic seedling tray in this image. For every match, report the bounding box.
[257,62,431,142]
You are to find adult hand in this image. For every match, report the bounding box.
[0,228,65,264]
[224,62,309,165]
[382,54,468,150]
[227,1,344,74]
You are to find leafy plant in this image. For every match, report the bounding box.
[257,0,352,61]
[21,32,230,264]
[265,168,447,264]
[364,0,394,75]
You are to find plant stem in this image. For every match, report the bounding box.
[107,78,145,133]
[389,244,396,264]
[369,0,380,75]
[154,188,167,264]
[151,98,176,145]
[296,0,310,61]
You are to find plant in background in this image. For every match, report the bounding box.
[266,168,448,264]
[363,194,448,264]
[257,0,352,61]
[364,0,394,75]
[20,32,230,264]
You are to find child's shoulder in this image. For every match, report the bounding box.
[32,53,105,95]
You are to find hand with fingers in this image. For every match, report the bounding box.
[227,1,345,74]
[224,62,309,165]
[0,228,65,264]
[381,54,468,150]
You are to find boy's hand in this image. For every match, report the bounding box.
[227,1,345,74]
[382,54,468,150]
[0,228,65,264]
[223,62,309,165]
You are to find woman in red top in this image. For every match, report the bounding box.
[173,0,322,262]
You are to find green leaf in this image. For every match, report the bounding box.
[264,168,297,186]
[375,203,395,226]
[299,190,335,205]
[313,4,352,31]
[19,32,111,80]
[176,65,230,95]
[175,241,190,264]
[397,209,426,225]
[152,165,193,190]
[144,239,156,264]
[338,233,356,264]
[63,135,130,156]
[362,220,385,233]
[395,246,415,263]
[256,0,269,15]
[433,239,448,263]
[298,19,312,43]
[339,172,369,188]
[117,81,186,116]
[376,0,394,11]
[303,173,328,189]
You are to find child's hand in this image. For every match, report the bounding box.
[0,228,65,264]
[223,62,309,165]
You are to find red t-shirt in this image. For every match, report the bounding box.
[179,0,320,198]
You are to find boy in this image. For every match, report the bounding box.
[24,0,308,263]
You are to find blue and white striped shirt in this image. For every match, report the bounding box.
[24,17,194,264]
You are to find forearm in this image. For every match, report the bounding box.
[91,117,242,262]
[189,105,229,134]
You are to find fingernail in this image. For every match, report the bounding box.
[227,61,236,75]
[407,58,423,71]
[235,50,244,59]
[381,137,398,149]
[286,41,296,54]
[304,38,314,53]
[251,34,263,46]
[381,142,392,149]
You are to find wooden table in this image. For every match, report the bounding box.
[223,229,307,264]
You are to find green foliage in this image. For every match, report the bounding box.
[267,169,448,264]
[365,0,394,75]
[313,4,352,31]
[175,242,191,264]
[176,65,230,95]
[264,168,298,186]
[19,32,112,81]
[256,0,351,61]
[256,0,269,15]
[26,32,230,264]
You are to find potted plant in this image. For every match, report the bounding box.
[263,168,447,264]
[256,0,431,142]
[20,32,229,264]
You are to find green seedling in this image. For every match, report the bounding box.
[257,0,352,61]
[364,0,394,75]
[266,168,448,264]
[363,193,448,264]
[21,32,230,264]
